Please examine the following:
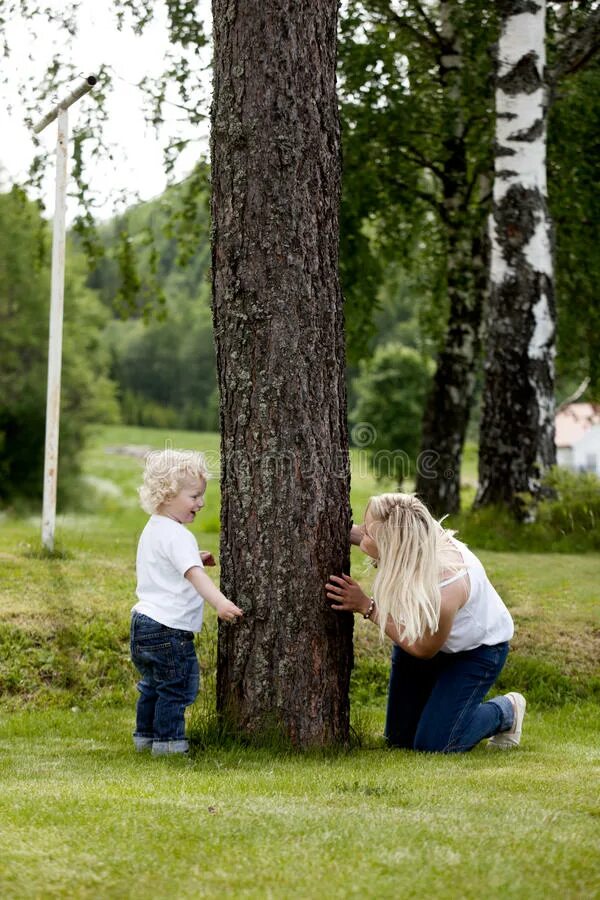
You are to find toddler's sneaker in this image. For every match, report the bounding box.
[133,736,153,752]
[488,692,526,749]
[151,739,189,756]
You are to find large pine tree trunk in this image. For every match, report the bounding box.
[416,1,486,516]
[211,0,353,746]
[476,0,556,511]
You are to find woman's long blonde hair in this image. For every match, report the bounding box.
[368,493,461,644]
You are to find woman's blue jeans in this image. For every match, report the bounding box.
[385,641,512,753]
[130,612,200,746]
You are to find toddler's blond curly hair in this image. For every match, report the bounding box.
[139,449,210,514]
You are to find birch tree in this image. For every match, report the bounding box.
[476,0,556,510]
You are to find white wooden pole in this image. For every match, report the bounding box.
[41,106,68,552]
[33,75,97,552]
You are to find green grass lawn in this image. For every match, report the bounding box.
[1,705,599,898]
[1,425,599,897]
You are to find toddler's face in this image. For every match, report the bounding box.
[160,477,206,524]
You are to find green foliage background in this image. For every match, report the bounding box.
[87,167,219,432]
[549,63,600,394]
[0,188,119,506]
[350,343,435,485]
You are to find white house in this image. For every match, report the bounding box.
[555,403,600,475]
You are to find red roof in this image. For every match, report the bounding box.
[555,403,600,448]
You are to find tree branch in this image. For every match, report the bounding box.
[409,0,443,49]
[392,175,447,220]
[557,377,591,412]
[464,162,493,209]
[399,143,446,181]
[369,0,437,52]
[549,7,600,85]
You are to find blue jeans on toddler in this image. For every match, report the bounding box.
[385,641,513,753]
[130,611,200,754]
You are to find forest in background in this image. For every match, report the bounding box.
[1,0,599,511]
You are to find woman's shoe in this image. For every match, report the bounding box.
[488,692,526,749]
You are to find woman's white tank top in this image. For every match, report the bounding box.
[440,539,514,653]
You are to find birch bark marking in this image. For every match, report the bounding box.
[211,0,353,747]
[476,0,556,511]
[416,1,485,516]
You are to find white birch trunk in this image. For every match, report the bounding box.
[476,0,556,512]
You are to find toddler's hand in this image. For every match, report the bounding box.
[215,598,244,622]
[200,551,216,567]
[326,574,371,616]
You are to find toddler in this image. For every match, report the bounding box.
[131,448,242,756]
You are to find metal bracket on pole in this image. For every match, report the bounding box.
[33,75,97,135]
[33,75,98,552]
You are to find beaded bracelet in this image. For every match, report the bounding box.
[363,597,376,620]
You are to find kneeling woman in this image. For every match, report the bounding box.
[326,493,525,753]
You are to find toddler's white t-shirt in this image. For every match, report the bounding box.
[132,515,205,632]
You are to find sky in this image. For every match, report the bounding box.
[0,0,212,222]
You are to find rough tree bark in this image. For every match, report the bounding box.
[415,0,488,515]
[211,0,353,746]
[476,0,556,511]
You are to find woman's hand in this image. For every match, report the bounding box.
[326,574,371,616]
